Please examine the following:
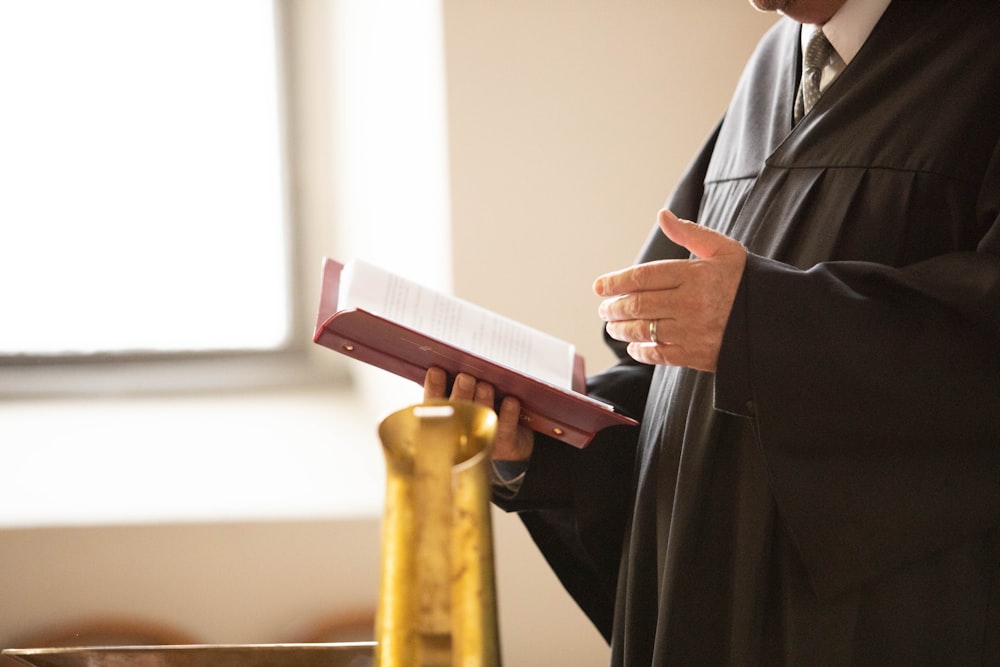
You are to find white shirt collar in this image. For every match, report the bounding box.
[801,0,892,67]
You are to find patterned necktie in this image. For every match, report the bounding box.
[794,29,835,123]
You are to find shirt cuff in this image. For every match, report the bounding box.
[490,459,528,499]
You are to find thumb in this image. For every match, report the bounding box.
[658,208,729,259]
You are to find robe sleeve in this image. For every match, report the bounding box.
[714,141,1000,599]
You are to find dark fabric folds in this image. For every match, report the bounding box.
[495,1,1000,664]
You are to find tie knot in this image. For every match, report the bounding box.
[804,29,834,72]
[794,29,836,123]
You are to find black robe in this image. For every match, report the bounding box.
[496,2,1000,664]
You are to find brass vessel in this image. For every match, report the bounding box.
[375,400,500,667]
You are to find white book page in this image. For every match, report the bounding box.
[338,259,575,389]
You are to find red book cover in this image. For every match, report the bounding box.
[313,258,637,448]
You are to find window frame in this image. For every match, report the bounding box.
[0,0,346,398]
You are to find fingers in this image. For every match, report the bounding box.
[604,316,675,347]
[473,377,495,408]
[423,367,494,409]
[423,367,448,401]
[593,259,682,298]
[493,396,534,461]
[450,372,495,408]
[496,396,521,444]
[658,208,743,260]
[597,287,673,323]
[593,208,745,300]
[421,368,533,461]
[593,208,748,373]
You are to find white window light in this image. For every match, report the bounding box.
[0,0,358,397]
[0,1,289,358]
[0,0,451,526]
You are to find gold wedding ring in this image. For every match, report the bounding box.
[649,319,659,345]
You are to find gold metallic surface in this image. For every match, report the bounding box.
[376,400,500,667]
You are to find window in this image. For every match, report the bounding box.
[0,0,451,526]
[0,0,346,396]
[1,0,290,356]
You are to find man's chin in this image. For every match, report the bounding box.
[747,0,792,11]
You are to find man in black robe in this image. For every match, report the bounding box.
[425,0,1000,663]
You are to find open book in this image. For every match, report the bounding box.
[313,258,638,447]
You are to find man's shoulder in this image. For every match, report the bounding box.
[755,15,799,52]
[740,16,799,81]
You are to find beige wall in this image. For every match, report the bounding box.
[0,512,605,665]
[0,4,777,666]
[446,2,776,370]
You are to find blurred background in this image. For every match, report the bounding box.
[0,1,775,664]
